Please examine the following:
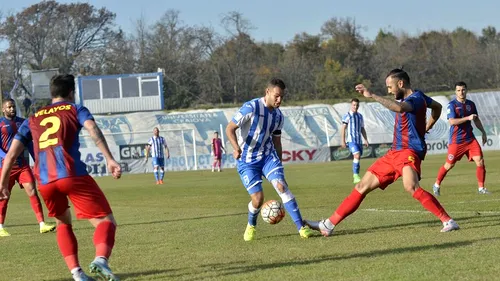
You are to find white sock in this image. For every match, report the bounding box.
[39,221,46,227]
[434,182,440,187]
[0,224,3,229]
[70,267,81,274]
[324,219,335,230]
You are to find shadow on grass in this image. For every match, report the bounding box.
[199,237,500,278]
[46,268,185,281]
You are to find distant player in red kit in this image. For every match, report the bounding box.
[211,131,226,172]
[432,81,489,195]
[306,69,459,236]
[0,75,121,281]
[0,98,56,237]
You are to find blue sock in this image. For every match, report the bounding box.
[159,170,165,180]
[247,202,260,226]
[154,171,159,181]
[284,199,304,230]
[353,159,360,175]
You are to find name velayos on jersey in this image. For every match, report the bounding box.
[447,99,477,145]
[15,102,93,184]
[392,91,432,159]
[231,97,284,164]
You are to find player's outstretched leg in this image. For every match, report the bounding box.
[0,199,11,237]
[89,219,119,281]
[23,183,56,233]
[244,201,260,241]
[270,179,313,238]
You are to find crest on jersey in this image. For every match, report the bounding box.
[408,155,415,163]
[448,154,454,161]
[466,104,471,112]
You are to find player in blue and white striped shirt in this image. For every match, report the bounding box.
[145,127,170,185]
[226,78,313,241]
[341,98,369,184]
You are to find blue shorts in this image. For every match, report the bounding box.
[152,157,165,168]
[348,142,363,156]
[237,152,284,195]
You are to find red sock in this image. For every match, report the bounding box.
[413,187,450,222]
[29,195,44,223]
[93,220,116,259]
[477,165,486,187]
[57,224,79,270]
[435,166,449,185]
[0,199,8,224]
[329,189,365,225]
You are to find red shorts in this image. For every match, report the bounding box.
[0,166,36,191]
[367,149,422,189]
[38,175,112,219]
[446,139,482,164]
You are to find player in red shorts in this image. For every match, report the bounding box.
[0,75,121,281]
[306,69,459,236]
[0,98,55,237]
[211,131,225,172]
[432,81,489,195]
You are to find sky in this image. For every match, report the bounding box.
[1,0,499,46]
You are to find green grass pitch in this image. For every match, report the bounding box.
[1,152,500,281]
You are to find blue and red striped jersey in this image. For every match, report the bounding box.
[15,102,93,184]
[0,116,29,168]
[447,99,477,145]
[392,91,433,159]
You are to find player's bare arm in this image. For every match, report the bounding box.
[272,135,283,161]
[0,139,25,200]
[426,99,442,132]
[355,84,413,113]
[473,117,488,145]
[165,145,170,159]
[340,123,347,148]
[226,122,241,159]
[448,114,477,126]
[84,119,122,179]
[361,127,369,147]
[144,145,150,161]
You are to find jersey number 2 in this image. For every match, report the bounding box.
[39,116,61,149]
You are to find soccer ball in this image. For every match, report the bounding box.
[261,200,285,224]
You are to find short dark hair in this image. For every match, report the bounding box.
[267,78,286,90]
[386,68,411,86]
[50,74,75,99]
[214,131,219,134]
[2,98,15,105]
[454,81,467,89]
[351,98,359,103]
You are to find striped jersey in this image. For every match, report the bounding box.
[0,116,30,168]
[231,97,284,164]
[148,136,167,158]
[447,99,477,145]
[342,111,364,144]
[16,102,92,184]
[392,91,433,159]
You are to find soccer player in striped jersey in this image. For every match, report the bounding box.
[145,127,170,185]
[341,98,369,184]
[0,98,56,237]
[0,74,121,281]
[211,131,225,172]
[226,78,313,241]
[306,69,459,236]
[432,81,489,195]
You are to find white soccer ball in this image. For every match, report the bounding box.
[261,200,285,224]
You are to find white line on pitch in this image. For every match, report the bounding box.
[448,199,500,204]
[360,208,500,215]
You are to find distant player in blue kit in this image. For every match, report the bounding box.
[145,127,170,185]
[226,78,313,241]
[341,98,369,184]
